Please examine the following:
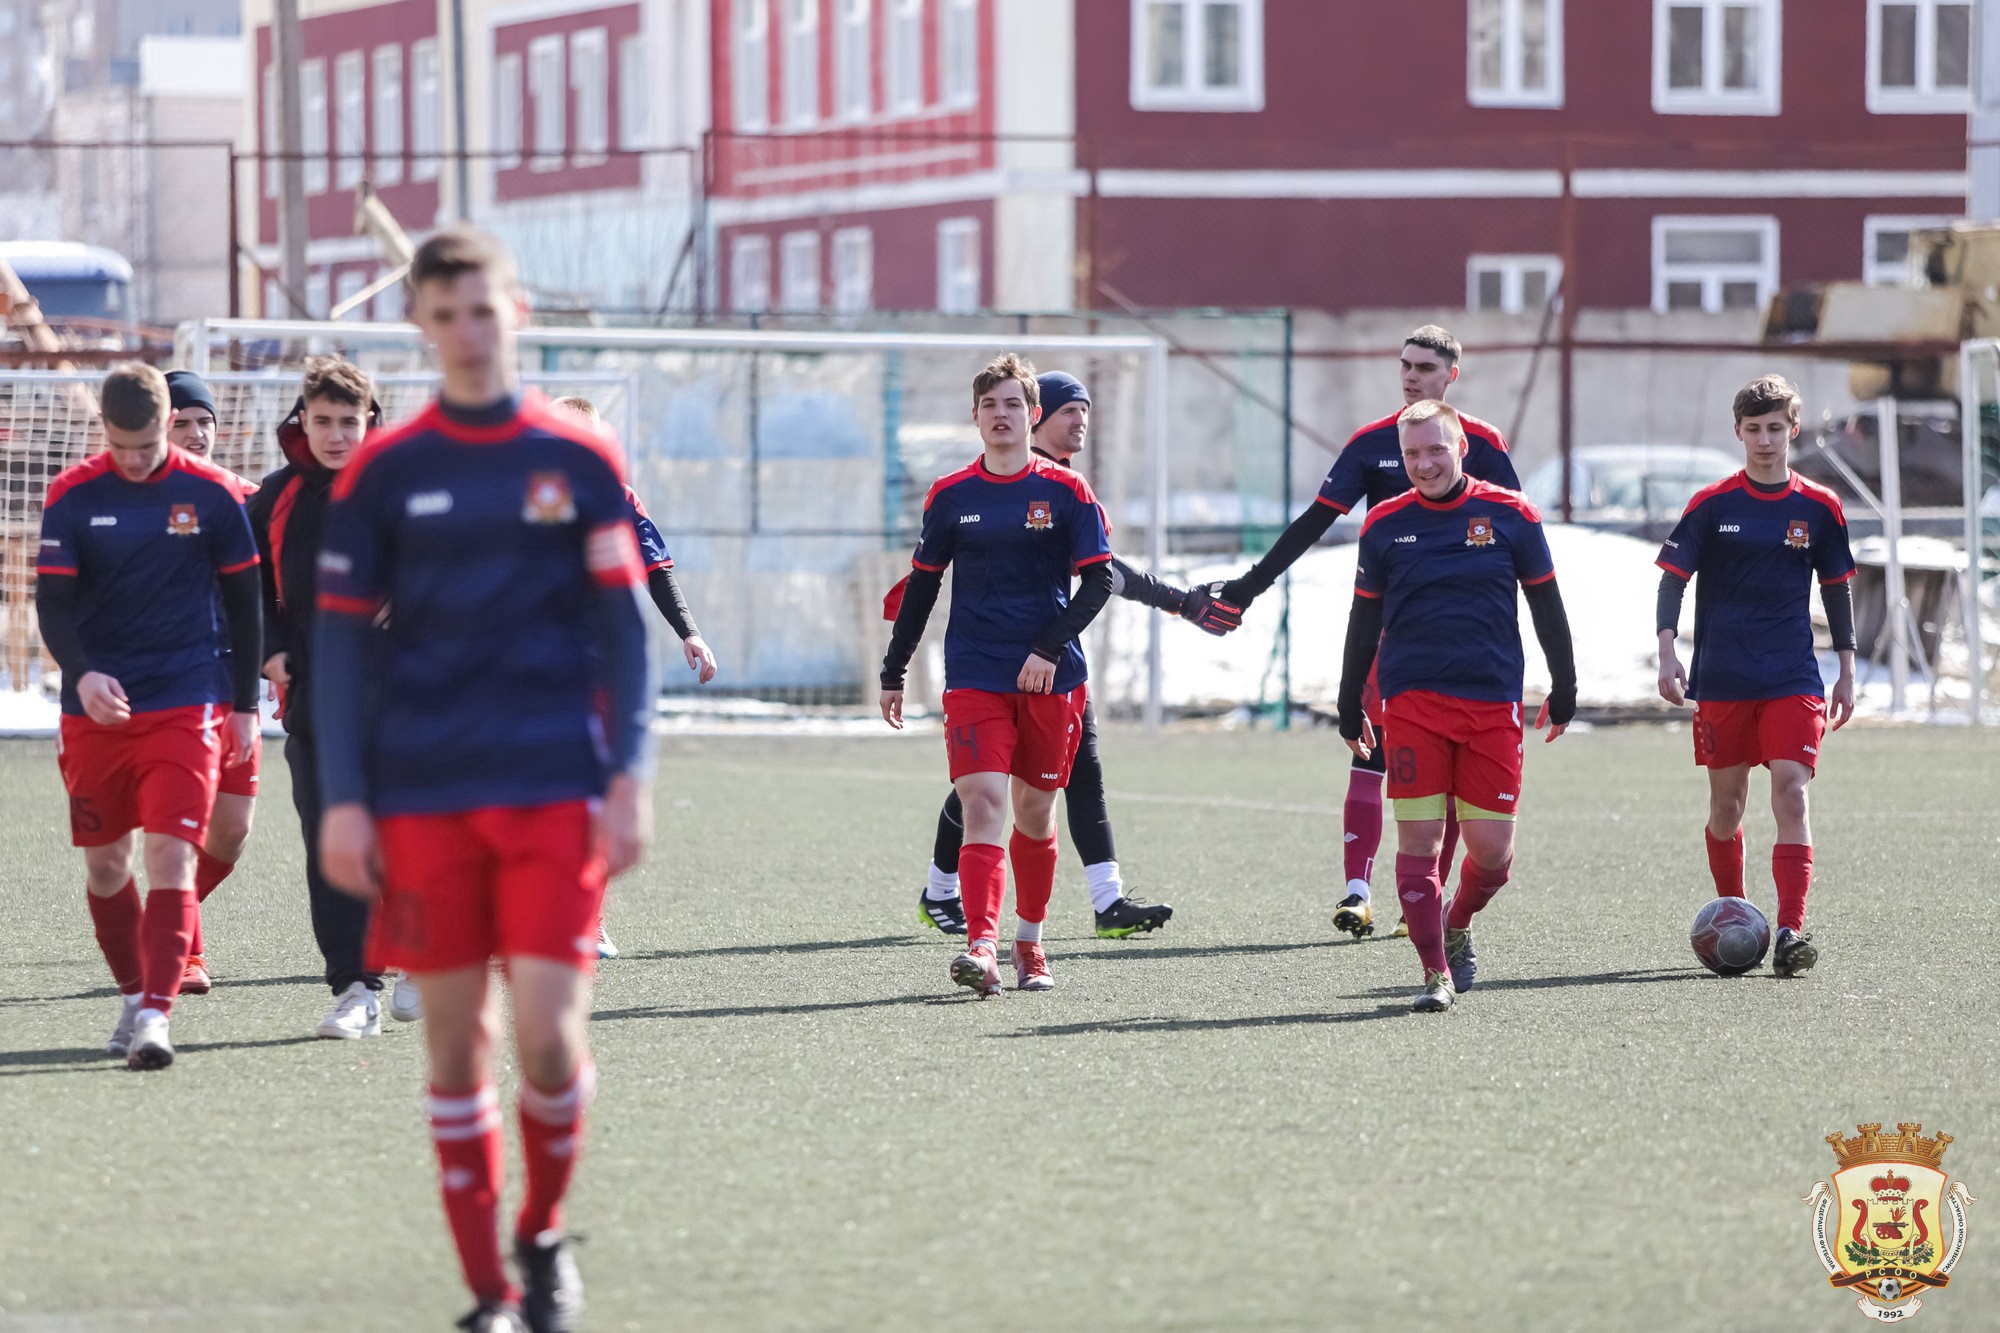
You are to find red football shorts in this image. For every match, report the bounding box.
[217,729,261,798]
[1692,695,1827,772]
[943,686,1088,791]
[369,801,607,974]
[1381,690,1525,816]
[57,704,224,847]
[1362,660,1385,729]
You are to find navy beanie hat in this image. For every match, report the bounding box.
[164,370,217,420]
[1035,372,1090,430]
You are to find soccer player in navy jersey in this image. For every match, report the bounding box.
[35,363,263,1069]
[314,227,654,1333]
[881,354,1115,996]
[1335,400,1576,1013]
[914,371,1179,940]
[1191,327,1519,941]
[1656,375,1856,979]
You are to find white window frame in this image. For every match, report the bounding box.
[1467,0,1565,108]
[306,268,331,319]
[494,52,523,171]
[334,266,367,319]
[942,0,978,109]
[412,38,442,180]
[571,27,608,162]
[889,0,924,114]
[334,50,365,188]
[1466,254,1564,313]
[780,229,821,311]
[372,265,405,321]
[837,0,872,121]
[1866,0,1974,113]
[619,34,648,148]
[1129,0,1265,112]
[1863,214,1955,285]
[1651,0,1781,116]
[782,0,819,128]
[262,63,278,197]
[731,233,772,312]
[735,0,770,131]
[373,44,403,185]
[301,58,328,194]
[1651,215,1779,314]
[832,226,873,313]
[936,216,981,313]
[528,34,567,169]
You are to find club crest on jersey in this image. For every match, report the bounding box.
[166,504,200,536]
[1466,516,1494,547]
[1803,1123,1976,1323]
[523,472,576,524]
[1786,519,1811,548]
[1025,500,1053,530]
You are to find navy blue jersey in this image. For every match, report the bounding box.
[37,448,260,716]
[1656,471,1856,701]
[1355,479,1556,703]
[911,454,1113,694]
[624,485,673,572]
[315,393,647,816]
[1318,409,1520,516]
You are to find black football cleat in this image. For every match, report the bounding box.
[1332,893,1375,939]
[1772,928,1818,978]
[515,1232,583,1333]
[919,891,968,935]
[1094,896,1173,939]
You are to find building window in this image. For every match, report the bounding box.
[937,217,981,313]
[529,34,567,167]
[942,0,977,109]
[620,35,648,148]
[731,234,772,312]
[571,28,608,161]
[1469,0,1563,108]
[494,52,522,170]
[372,265,405,321]
[1468,254,1563,313]
[780,230,821,311]
[333,267,367,319]
[262,63,278,197]
[301,58,328,194]
[837,0,872,121]
[1652,216,1778,313]
[373,45,403,185]
[306,269,331,319]
[412,38,441,180]
[735,0,770,131]
[335,51,365,188]
[1130,0,1264,111]
[783,0,818,128]
[890,0,923,113]
[1868,1,1973,112]
[832,226,873,312]
[1653,0,1780,115]
[1863,215,1955,285]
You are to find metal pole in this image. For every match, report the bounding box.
[1557,139,1578,523]
[226,151,241,319]
[1278,308,1294,729]
[1144,338,1168,731]
[189,317,211,375]
[275,0,308,319]
[1878,397,1908,714]
[1965,341,1987,725]
[450,0,471,221]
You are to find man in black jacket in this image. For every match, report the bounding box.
[246,357,404,1038]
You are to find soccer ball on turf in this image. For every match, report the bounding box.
[1690,897,1771,976]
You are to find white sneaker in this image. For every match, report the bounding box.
[127,1010,174,1070]
[107,998,140,1056]
[596,922,619,959]
[315,981,382,1040]
[389,972,423,1023]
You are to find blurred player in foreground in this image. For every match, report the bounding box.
[1335,400,1576,1013]
[1655,374,1856,978]
[36,363,263,1068]
[315,226,654,1332]
[881,354,1114,996]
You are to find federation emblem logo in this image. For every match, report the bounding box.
[523,471,576,524]
[1803,1123,1977,1322]
[1465,517,1494,547]
[1786,519,1811,548]
[166,504,200,536]
[1025,500,1052,530]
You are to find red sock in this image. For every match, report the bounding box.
[1445,856,1512,930]
[1394,853,1448,976]
[1773,843,1813,932]
[959,843,1006,947]
[1705,828,1746,898]
[1438,804,1461,881]
[139,887,196,1014]
[517,1062,596,1243]
[87,878,144,995]
[429,1084,515,1306]
[189,849,234,957]
[1342,771,1384,885]
[1007,830,1059,927]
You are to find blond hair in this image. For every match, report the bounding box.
[1396,399,1464,439]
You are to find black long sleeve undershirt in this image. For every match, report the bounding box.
[1224,501,1341,604]
[646,566,700,641]
[219,565,264,711]
[1031,561,1115,663]
[33,574,89,679]
[1335,594,1384,740]
[1522,578,1577,725]
[1656,570,1688,637]
[880,567,943,690]
[1108,556,1188,614]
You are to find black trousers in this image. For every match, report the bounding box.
[286,730,381,995]
[934,697,1116,872]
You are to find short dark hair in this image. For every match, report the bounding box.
[972,353,1040,411]
[408,223,520,296]
[301,356,372,410]
[100,363,170,431]
[553,395,600,425]
[1732,374,1802,425]
[1403,325,1462,366]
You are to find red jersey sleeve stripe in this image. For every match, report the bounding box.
[911,558,946,572]
[1655,559,1692,579]
[1355,586,1383,599]
[1821,569,1857,585]
[35,564,77,576]
[1314,495,1350,514]
[319,592,380,617]
[217,556,260,575]
[1521,569,1556,586]
[644,557,674,572]
[1075,552,1113,569]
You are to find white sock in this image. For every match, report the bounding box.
[925,863,961,901]
[1015,918,1042,943]
[1346,878,1372,902]
[1084,860,1124,913]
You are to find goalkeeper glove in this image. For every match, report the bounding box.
[1180,582,1244,636]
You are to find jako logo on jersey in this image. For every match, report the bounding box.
[1718,524,1741,533]
[1394,534,1418,544]
[1025,500,1053,530]
[167,504,200,536]
[959,513,982,524]
[1466,517,1494,547]
[1378,459,1402,468]
[318,550,353,574]
[1786,520,1810,548]
[1803,744,1818,755]
[523,471,577,524]
[407,490,453,517]
[90,515,117,527]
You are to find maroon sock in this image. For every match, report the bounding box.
[958,843,1006,948]
[1007,830,1059,926]
[87,878,145,995]
[429,1084,515,1306]
[1394,853,1448,976]
[189,850,234,957]
[139,887,196,1014]
[516,1062,596,1243]
[1445,856,1513,931]
[1438,804,1461,882]
[1773,843,1813,932]
[1341,771,1385,885]
[1705,828,1746,899]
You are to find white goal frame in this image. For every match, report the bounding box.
[179,318,1175,727]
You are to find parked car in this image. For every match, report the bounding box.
[1523,445,1742,539]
